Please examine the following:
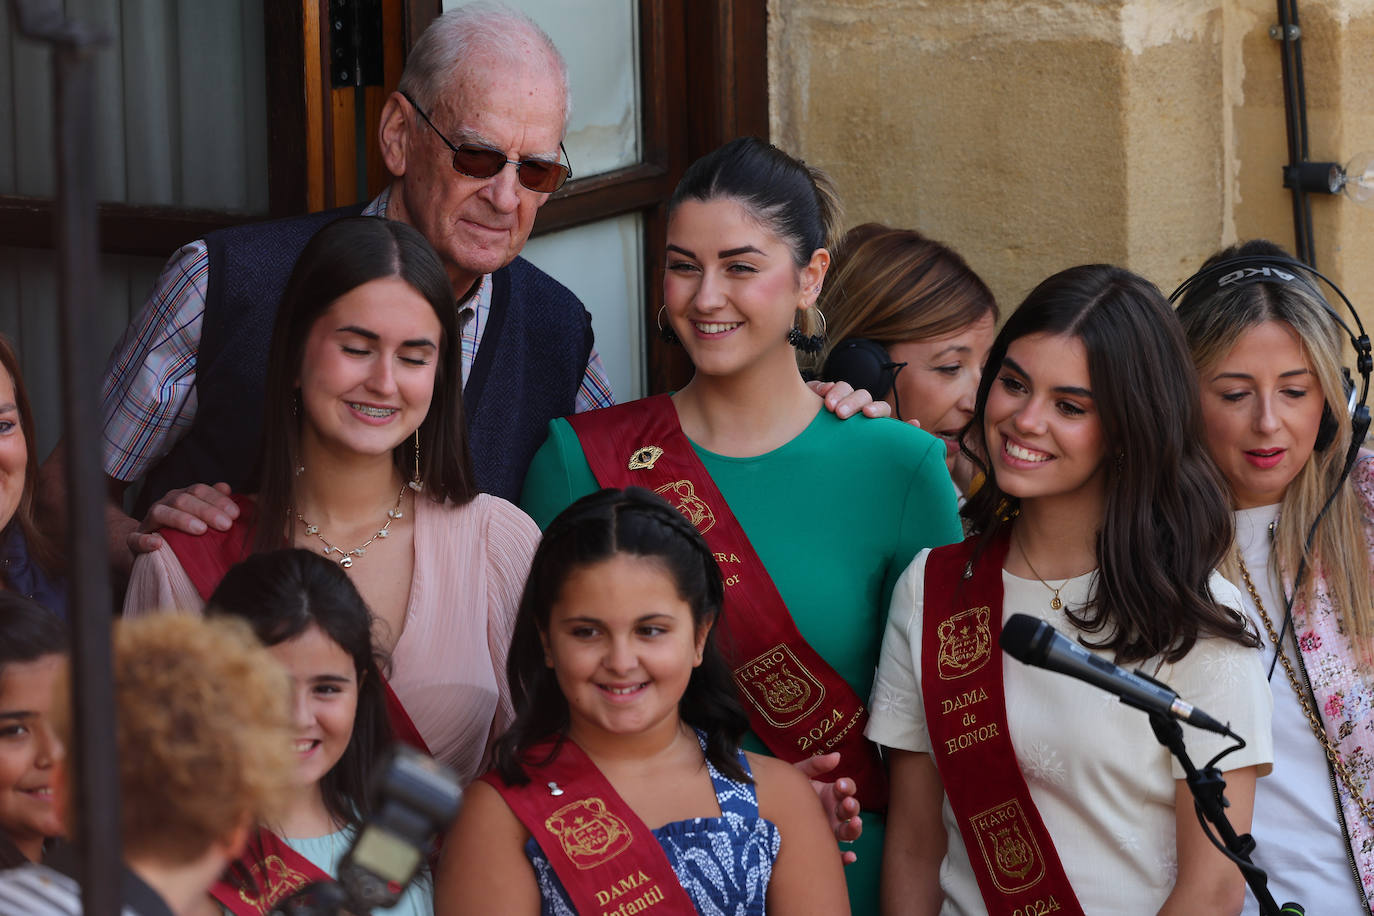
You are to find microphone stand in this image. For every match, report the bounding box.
[1145,709,1297,916]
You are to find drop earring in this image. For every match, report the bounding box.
[409,429,423,491]
[787,304,827,354]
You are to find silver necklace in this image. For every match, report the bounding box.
[295,484,407,568]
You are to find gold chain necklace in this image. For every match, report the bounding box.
[1236,551,1374,828]
[295,484,407,569]
[1015,535,1068,611]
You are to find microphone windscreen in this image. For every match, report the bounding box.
[999,613,1045,664]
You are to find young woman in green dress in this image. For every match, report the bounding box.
[519,136,963,911]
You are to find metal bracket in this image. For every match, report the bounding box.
[1269,23,1301,41]
[329,0,384,88]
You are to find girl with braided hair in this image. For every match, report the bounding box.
[436,487,849,915]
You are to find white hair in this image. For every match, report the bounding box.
[399,2,571,130]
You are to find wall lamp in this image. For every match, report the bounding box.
[1284,153,1374,208]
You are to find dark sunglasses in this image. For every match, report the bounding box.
[401,91,572,193]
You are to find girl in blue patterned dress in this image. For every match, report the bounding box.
[436,487,850,915]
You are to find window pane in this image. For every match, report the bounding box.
[0,246,166,459]
[0,0,269,212]
[521,214,645,401]
[444,0,641,177]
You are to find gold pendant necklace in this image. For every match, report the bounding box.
[294,484,408,568]
[1015,534,1068,611]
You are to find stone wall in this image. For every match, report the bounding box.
[770,0,1374,327]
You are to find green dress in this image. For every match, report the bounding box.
[521,405,963,912]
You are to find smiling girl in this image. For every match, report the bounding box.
[0,595,65,869]
[123,217,539,782]
[1177,239,1374,913]
[436,487,849,915]
[868,265,1273,914]
[200,548,427,916]
[519,138,962,911]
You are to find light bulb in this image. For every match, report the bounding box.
[1334,151,1374,208]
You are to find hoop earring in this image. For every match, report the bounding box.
[408,429,423,491]
[657,306,680,345]
[788,305,827,354]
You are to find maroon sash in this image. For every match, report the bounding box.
[567,395,888,809]
[210,827,333,915]
[482,739,697,915]
[160,498,431,756]
[922,531,1084,915]
[157,494,259,599]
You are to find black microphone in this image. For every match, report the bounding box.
[999,613,1233,737]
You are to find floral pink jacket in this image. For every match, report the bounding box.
[1297,454,1374,908]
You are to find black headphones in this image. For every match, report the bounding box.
[821,339,908,418]
[1169,253,1372,472]
[1171,251,1373,683]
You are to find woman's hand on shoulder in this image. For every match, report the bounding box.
[808,379,899,421]
[790,752,862,859]
[434,779,541,916]
[751,752,852,915]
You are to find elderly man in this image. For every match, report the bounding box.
[42,2,878,578]
[39,3,607,574]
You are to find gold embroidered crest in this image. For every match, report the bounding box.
[970,799,1045,893]
[627,446,663,470]
[544,797,633,870]
[653,479,716,533]
[237,855,311,912]
[936,606,992,679]
[733,644,826,728]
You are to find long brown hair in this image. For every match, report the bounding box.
[208,549,393,831]
[253,217,475,552]
[0,337,60,576]
[963,265,1255,663]
[811,224,997,374]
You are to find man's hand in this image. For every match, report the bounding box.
[792,752,863,864]
[807,379,904,422]
[128,482,239,555]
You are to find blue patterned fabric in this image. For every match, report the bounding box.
[527,734,780,915]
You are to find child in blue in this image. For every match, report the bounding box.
[437,487,850,914]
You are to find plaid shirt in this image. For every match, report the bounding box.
[100,188,614,482]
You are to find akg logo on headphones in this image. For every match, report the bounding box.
[1217,266,1297,287]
